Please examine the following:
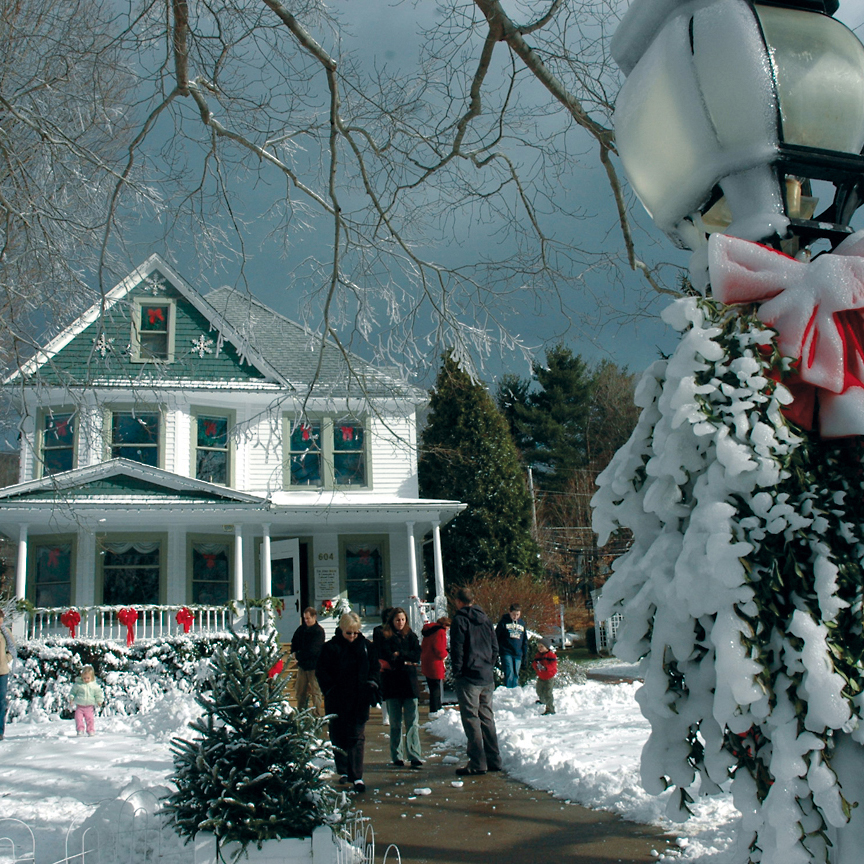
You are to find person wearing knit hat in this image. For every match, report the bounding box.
[532,640,557,716]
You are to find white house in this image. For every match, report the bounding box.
[0,256,463,639]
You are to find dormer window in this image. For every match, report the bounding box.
[132,298,176,362]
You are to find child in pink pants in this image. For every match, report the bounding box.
[70,666,104,736]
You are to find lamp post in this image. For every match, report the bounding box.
[613,0,864,267]
[593,2,864,863]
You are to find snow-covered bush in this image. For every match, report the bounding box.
[594,296,864,863]
[9,634,230,721]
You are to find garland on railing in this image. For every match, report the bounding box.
[594,296,864,863]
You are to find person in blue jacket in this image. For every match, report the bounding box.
[495,604,527,688]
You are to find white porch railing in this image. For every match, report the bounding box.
[25,604,237,642]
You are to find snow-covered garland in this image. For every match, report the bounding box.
[594,296,864,864]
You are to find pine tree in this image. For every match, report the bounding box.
[163,618,350,855]
[419,352,540,586]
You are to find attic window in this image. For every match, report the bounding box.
[132,298,175,362]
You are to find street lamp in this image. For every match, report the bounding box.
[612,0,864,254]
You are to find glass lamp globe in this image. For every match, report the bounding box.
[612,0,864,250]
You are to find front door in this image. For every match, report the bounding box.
[269,538,300,640]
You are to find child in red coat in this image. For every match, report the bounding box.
[532,641,557,715]
[421,617,450,714]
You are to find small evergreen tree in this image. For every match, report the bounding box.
[163,617,350,855]
[419,351,540,586]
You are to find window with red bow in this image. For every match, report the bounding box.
[34,541,73,607]
[285,416,367,488]
[191,542,230,604]
[195,414,230,484]
[132,299,174,362]
[40,411,76,476]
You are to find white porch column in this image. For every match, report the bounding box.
[15,525,28,600]
[233,526,244,602]
[261,524,272,598]
[405,521,418,599]
[432,520,445,599]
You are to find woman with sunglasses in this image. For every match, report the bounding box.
[316,611,380,794]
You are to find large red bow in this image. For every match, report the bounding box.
[146,307,165,326]
[175,607,194,634]
[60,609,80,638]
[117,608,138,646]
[710,233,864,437]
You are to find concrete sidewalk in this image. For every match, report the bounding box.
[351,705,673,864]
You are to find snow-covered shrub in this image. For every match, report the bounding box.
[594,296,864,863]
[9,634,230,721]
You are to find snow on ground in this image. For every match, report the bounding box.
[0,680,738,864]
[428,681,740,863]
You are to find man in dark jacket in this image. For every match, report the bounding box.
[290,607,326,715]
[495,603,527,688]
[449,587,503,776]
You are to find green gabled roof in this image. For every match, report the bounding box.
[0,459,268,505]
[7,256,284,388]
[205,287,424,400]
[7,255,424,401]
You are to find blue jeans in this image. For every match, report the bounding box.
[386,698,421,762]
[501,654,521,688]
[454,678,502,772]
[0,673,8,737]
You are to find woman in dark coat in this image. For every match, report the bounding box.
[316,611,380,793]
[379,607,423,767]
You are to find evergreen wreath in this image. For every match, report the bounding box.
[594,296,864,863]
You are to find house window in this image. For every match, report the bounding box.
[100,541,161,605]
[41,412,76,476]
[191,542,230,604]
[288,421,322,487]
[285,417,368,488]
[345,543,383,618]
[132,299,175,362]
[111,411,160,466]
[195,415,230,485]
[333,422,365,485]
[34,542,72,607]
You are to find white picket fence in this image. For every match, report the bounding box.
[0,790,401,864]
[25,605,236,642]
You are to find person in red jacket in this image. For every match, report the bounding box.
[421,617,450,714]
[532,640,558,715]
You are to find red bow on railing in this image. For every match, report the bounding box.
[60,609,80,638]
[175,607,194,634]
[117,608,138,646]
[710,232,864,437]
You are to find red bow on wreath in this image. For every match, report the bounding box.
[202,553,218,569]
[300,423,311,441]
[204,420,219,438]
[710,232,864,437]
[175,607,194,634]
[60,609,80,638]
[47,548,61,568]
[146,307,165,326]
[117,608,138,646]
[340,425,354,442]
